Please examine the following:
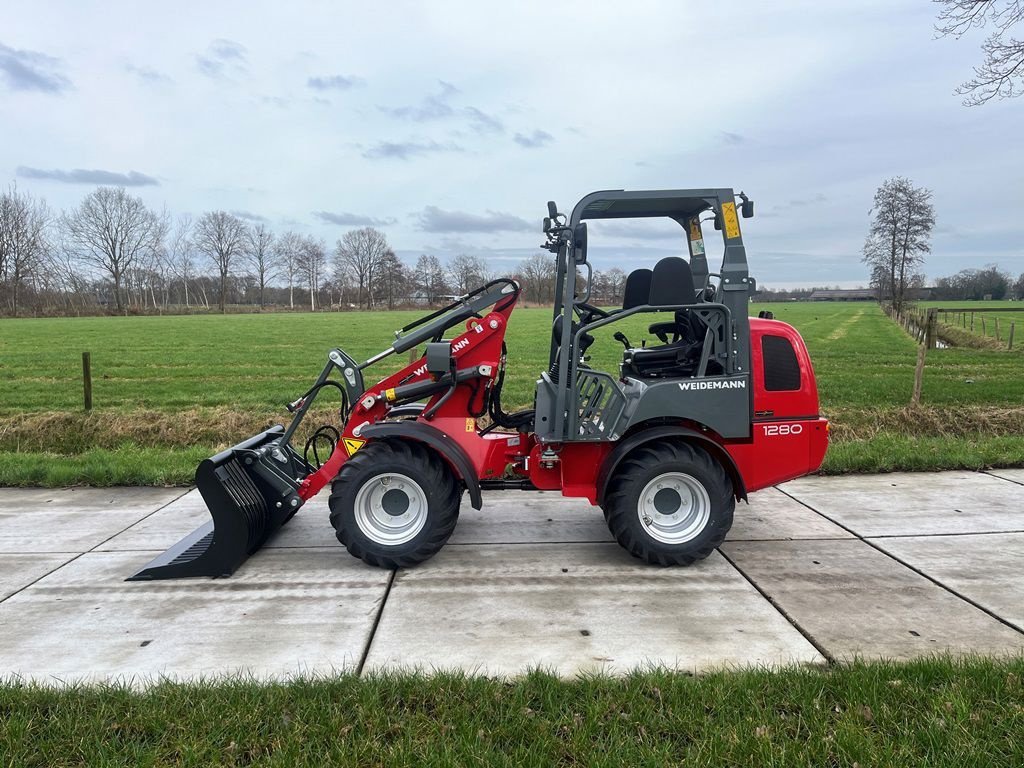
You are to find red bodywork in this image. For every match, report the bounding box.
[299,300,828,504]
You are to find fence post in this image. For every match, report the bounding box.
[82,352,92,411]
[1009,323,1016,351]
[995,316,1000,342]
[912,309,937,403]
[971,312,974,331]
[982,316,986,336]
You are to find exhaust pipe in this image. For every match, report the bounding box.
[127,426,309,581]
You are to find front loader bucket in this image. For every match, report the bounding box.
[128,426,307,581]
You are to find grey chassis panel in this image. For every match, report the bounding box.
[621,376,752,440]
[359,422,483,510]
[595,424,748,507]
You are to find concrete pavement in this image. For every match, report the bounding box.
[0,470,1022,683]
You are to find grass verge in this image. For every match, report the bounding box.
[2,657,1022,767]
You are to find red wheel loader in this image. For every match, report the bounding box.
[129,188,828,580]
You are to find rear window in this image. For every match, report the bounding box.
[762,335,801,391]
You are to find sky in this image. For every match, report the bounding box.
[1,0,1022,288]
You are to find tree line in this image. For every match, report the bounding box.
[0,184,632,317]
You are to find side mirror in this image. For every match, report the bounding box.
[547,201,558,219]
[713,212,722,231]
[741,200,754,218]
[573,222,588,264]
[543,216,551,233]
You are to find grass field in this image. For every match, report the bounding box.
[1,301,1023,485]
[2,657,1023,767]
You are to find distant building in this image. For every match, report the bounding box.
[809,289,877,301]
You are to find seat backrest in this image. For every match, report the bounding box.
[648,257,696,306]
[622,269,653,309]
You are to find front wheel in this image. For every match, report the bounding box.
[603,440,734,566]
[329,440,461,568]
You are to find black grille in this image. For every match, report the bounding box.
[762,335,801,391]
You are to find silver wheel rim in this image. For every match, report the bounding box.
[637,472,711,545]
[353,472,429,546]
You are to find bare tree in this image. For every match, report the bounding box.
[862,177,936,315]
[274,231,304,309]
[377,249,409,309]
[447,253,488,295]
[168,214,195,308]
[516,252,556,304]
[194,211,248,313]
[334,227,389,308]
[0,185,50,315]
[936,0,1024,104]
[297,236,327,311]
[245,223,277,309]
[413,254,448,303]
[62,186,166,313]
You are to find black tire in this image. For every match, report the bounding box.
[602,440,734,566]
[329,439,461,568]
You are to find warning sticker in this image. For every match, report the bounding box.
[343,437,365,456]
[688,218,705,255]
[721,201,741,240]
[465,418,476,432]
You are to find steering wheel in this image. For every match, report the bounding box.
[573,300,611,324]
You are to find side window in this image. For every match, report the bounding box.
[762,335,801,391]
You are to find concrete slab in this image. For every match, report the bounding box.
[722,538,1024,661]
[364,543,824,676]
[0,553,77,601]
[871,533,1024,631]
[451,492,611,545]
[99,489,335,552]
[0,548,389,683]
[0,487,184,554]
[986,468,1024,485]
[780,471,1024,537]
[730,488,852,541]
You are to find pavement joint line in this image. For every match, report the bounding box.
[866,529,1024,540]
[356,568,396,677]
[983,470,1024,486]
[0,489,193,606]
[716,547,835,665]
[87,487,194,554]
[775,483,1024,638]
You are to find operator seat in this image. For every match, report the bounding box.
[622,257,705,378]
[621,268,653,309]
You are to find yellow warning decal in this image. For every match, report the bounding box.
[465,418,476,432]
[721,201,741,240]
[384,388,397,402]
[343,437,365,456]
[688,218,702,241]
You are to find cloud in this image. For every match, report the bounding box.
[313,210,396,226]
[379,80,459,121]
[307,74,363,91]
[0,41,72,93]
[231,210,267,223]
[196,39,247,79]
[416,206,533,233]
[16,167,159,186]
[464,106,504,134]
[362,139,463,160]
[721,131,746,145]
[591,221,686,240]
[513,129,553,148]
[124,63,171,84]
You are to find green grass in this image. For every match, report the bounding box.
[2,658,1023,767]
[920,300,1024,349]
[1,302,1022,485]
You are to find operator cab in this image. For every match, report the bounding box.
[537,188,756,443]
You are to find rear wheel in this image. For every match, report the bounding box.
[603,440,734,565]
[329,440,460,568]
